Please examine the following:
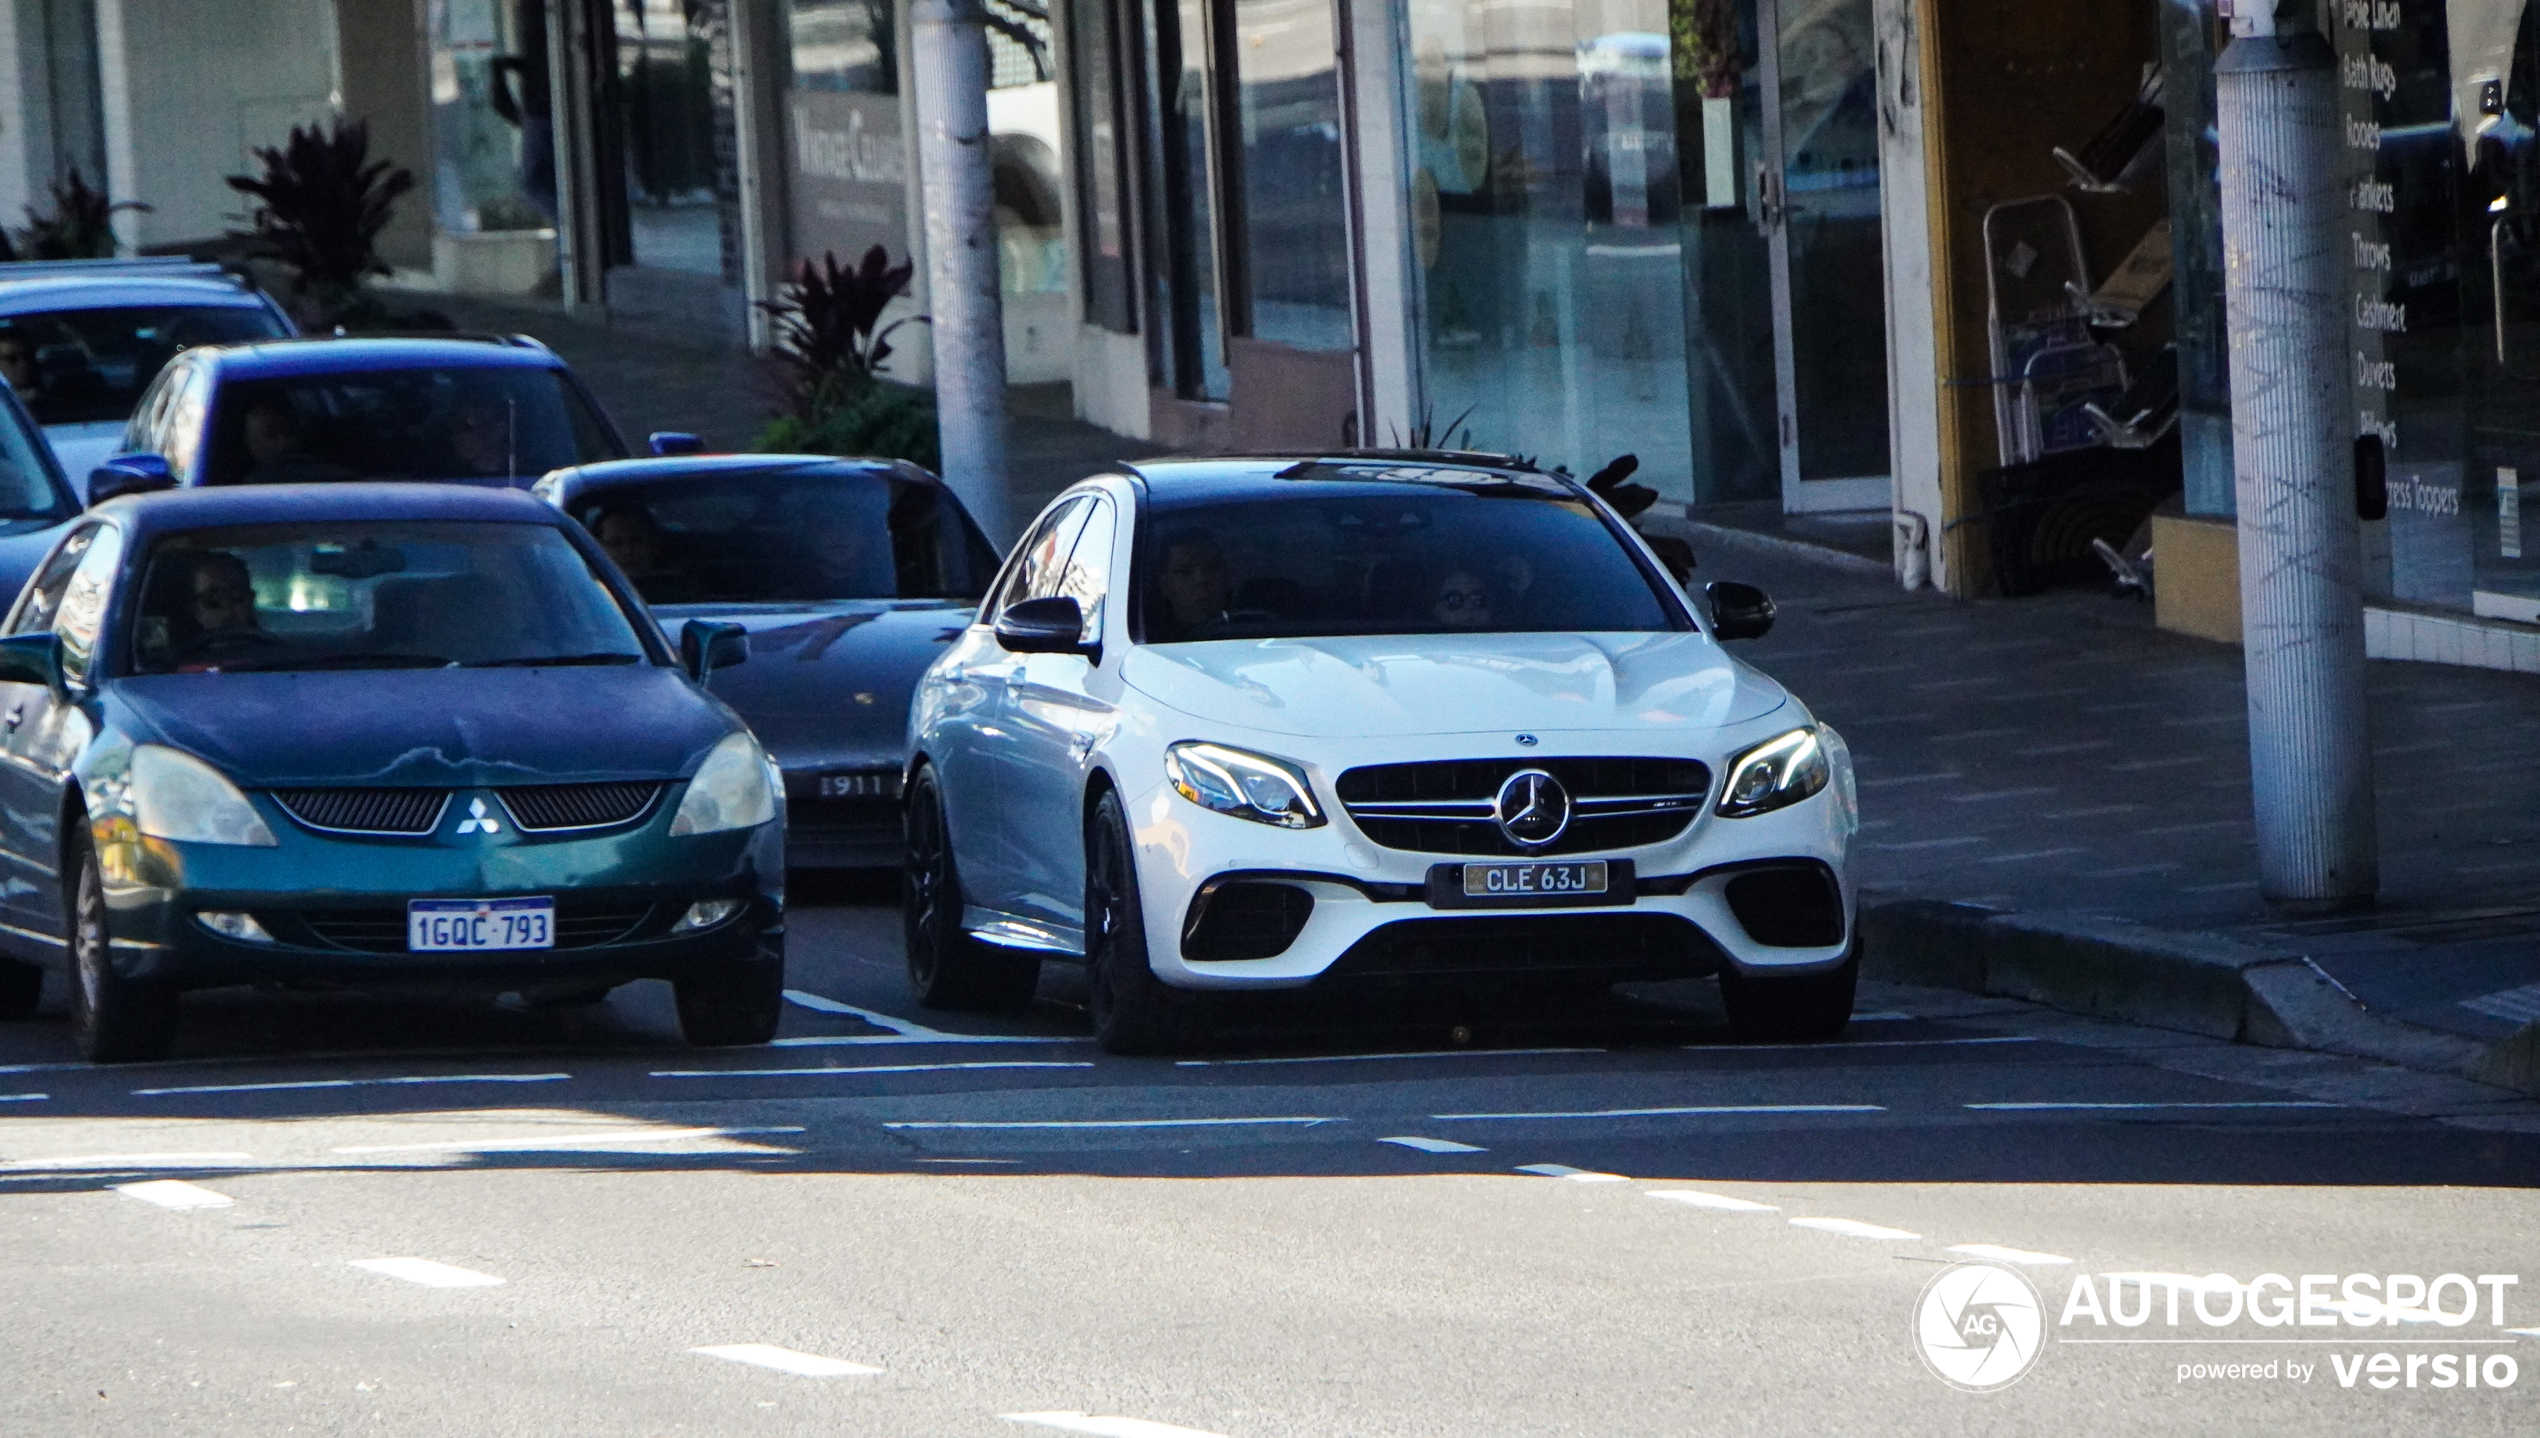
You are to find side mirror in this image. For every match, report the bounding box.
[1706,581,1776,641]
[649,431,706,457]
[993,595,1094,656]
[2354,433,2388,522]
[88,454,176,505]
[680,620,749,682]
[0,632,63,695]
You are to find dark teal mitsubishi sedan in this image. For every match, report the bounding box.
[0,483,785,1061]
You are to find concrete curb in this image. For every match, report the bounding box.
[1672,518,1897,580]
[1861,899,2532,1096]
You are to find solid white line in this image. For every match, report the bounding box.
[349,1257,504,1288]
[651,1061,1091,1079]
[113,1179,235,1210]
[780,990,941,1036]
[1002,1413,1229,1438]
[332,1126,804,1155]
[1849,1012,1915,1021]
[1960,1112,2336,1122]
[767,1033,1092,1048]
[0,1092,45,1102]
[1378,1136,1486,1154]
[1432,1105,1884,1121]
[1647,1189,1777,1213]
[1516,1163,1629,1182]
[882,1116,1339,1131]
[1964,1101,2340,1111]
[1695,1036,2037,1052]
[133,1073,570,1097]
[2508,1328,2540,1337]
[690,1344,881,1377]
[1947,1243,2072,1265]
[1174,1047,1599,1068]
[1,1151,256,1172]
[1789,1217,1920,1241]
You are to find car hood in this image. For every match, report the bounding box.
[1118,632,1790,739]
[44,423,123,503]
[670,601,973,771]
[111,665,737,787]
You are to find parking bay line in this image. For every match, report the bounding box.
[1965,1101,2341,1112]
[1003,1413,1229,1438]
[350,1257,505,1288]
[113,1179,236,1210]
[1948,1243,2073,1265]
[1,1151,257,1173]
[1176,1047,1599,1068]
[1378,1136,1486,1153]
[1516,1163,1630,1182]
[882,1116,1341,1131]
[690,1344,881,1377]
[0,1092,44,1103]
[1432,1105,1884,1121]
[652,1061,1093,1079]
[1789,1217,1921,1241]
[133,1072,571,1097]
[332,1126,804,1155]
[1687,1036,2036,1052]
[1648,1190,1778,1213]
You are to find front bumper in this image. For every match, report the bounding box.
[93,797,784,993]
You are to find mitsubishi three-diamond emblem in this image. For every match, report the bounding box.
[455,798,503,835]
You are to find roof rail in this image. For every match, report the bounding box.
[0,257,234,284]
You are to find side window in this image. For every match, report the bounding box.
[992,496,1090,617]
[1057,498,1116,643]
[160,365,212,481]
[6,525,98,637]
[52,523,123,684]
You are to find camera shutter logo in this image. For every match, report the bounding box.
[1914,1262,2045,1392]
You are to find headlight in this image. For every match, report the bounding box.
[1716,726,1830,818]
[669,732,779,835]
[1163,741,1324,829]
[131,744,278,847]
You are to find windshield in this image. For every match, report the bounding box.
[563,469,1000,605]
[0,303,287,427]
[198,366,621,487]
[1135,482,1684,641]
[125,521,651,675]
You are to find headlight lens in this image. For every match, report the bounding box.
[1163,741,1324,829]
[669,732,780,835]
[1716,726,1830,818]
[131,744,278,847]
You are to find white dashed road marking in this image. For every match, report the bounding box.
[1516,1164,1629,1182]
[1377,1136,1486,1154]
[882,1116,1339,1131]
[349,1258,505,1288]
[1965,1101,2340,1112]
[134,1073,571,1097]
[0,1092,44,1102]
[1174,1048,1598,1067]
[113,1179,235,1210]
[1788,1217,1920,1241]
[2,1151,256,1173]
[690,1344,882,1377]
[1432,1105,1883,1121]
[1648,1190,1777,1213]
[1003,1413,1230,1438]
[332,1126,803,1155]
[650,1062,1093,1079]
[774,991,1087,1046]
[1946,1243,2073,1265]
[781,990,940,1033]
[1695,1036,2035,1052]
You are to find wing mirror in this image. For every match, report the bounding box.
[88,453,176,505]
[0,632,65,697]
[648,431,706,457]
[1705,581,1776,641]
[993,595,1095,656]
[680,620,749,683]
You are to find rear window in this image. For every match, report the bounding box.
[198,366,622,487]
[0,303,286,426]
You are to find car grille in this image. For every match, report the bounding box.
[1333,757,1713,857]
[788,796,900,836]
[278,902,658,954]
[497,782,664,832]
[269,788,450,836]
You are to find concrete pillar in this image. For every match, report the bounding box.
[2216,19,2377,907]
[911,0,1008,544]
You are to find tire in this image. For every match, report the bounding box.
[0,958,38,1020]
[674,948,785,1046]
[1720,947,1858,1043]
[902,766,1039,1010]
[1084,789,1199,1055]
[66,825,178,1063]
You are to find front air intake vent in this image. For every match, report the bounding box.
[269,788,450,836]
[497,782,664,832]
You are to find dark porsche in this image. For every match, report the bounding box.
[0,483,786,1062]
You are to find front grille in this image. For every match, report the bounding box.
[787,796,900,836]
[497,782,663,832]
[1318,913,1722,982]
[1335,757,1712,857]
[1182,881,1316,961]
[281,902,657,954]
[269,788,449,836]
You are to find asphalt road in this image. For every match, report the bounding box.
[4,877,2537,1436]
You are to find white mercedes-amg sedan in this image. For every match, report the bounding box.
[903,455,1858,1053]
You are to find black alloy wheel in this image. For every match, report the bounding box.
[1719,945,1858,1043]
[673,944,786,1046]
[1084,789,1198,1054]
[66,823,179,1063]
[902,766,1039,1010]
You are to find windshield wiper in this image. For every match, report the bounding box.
[465,652,646,668]
[223,653,457,672]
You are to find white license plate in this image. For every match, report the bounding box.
[1462,861,1609,899]
[407,898,555,952]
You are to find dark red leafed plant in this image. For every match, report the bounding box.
[14,169,150,260]
[226,119,416,320]
[758,246,920,420]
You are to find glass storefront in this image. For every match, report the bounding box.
[2337,0,2540,622]
[1226,0,1353,352]
[427,0,558,234]
[611,0,728,276]
[780,0,907,268]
